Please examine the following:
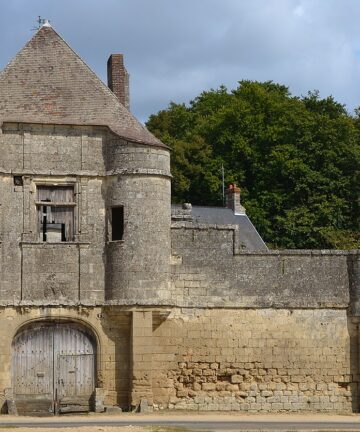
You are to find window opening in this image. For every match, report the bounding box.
[111,206,124,241]
[37,186,75,242]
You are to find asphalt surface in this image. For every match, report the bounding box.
[2,414,360,431]
[1,420,360,430]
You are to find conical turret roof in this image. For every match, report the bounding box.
[0,25,165,147]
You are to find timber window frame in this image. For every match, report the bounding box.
[36,184,76,242]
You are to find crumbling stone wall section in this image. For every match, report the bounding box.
[152,309,359,412]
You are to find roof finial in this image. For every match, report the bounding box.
[42,19,51,27]
[32,16,51,30]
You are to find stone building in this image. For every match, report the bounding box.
[0,22,359,415]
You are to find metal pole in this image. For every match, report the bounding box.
[222,164,225,207]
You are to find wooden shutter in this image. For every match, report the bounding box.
[37,186,75,241]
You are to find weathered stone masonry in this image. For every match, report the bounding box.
[0,23,359,414]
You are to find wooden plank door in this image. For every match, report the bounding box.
[54,325,95,413]
[12,325,54,415]
[12,323,95,415]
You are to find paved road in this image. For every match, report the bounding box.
[2,417,360,431]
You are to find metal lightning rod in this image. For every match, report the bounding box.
[222,164,225,207]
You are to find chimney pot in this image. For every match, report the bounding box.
[107,54,130,110]
[225,184,246,215]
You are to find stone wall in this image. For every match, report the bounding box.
[0,122,171,306]
[152,308,359,412]
[171,224,354,308]
[0,123,107,174]
[0,121,358,414]
[106,137,170,175]
[0,306,358,413]
[0,173,106,304]
[106,175,171,303]
[0,122,357,311]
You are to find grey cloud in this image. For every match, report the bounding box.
[1,0,360,121]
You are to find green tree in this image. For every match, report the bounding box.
[146,81,360,249]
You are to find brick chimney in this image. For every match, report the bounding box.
[225,184,246,215]
[107,54,130,110]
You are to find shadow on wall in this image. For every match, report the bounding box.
[100,310,131,410]
[347,315,360,412]
[347,254,360,412]
[0,396,6,414]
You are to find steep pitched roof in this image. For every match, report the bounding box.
[0,25,165,147]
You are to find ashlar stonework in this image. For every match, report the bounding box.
[0,22,359,415]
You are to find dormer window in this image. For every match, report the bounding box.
[36,185,75,242]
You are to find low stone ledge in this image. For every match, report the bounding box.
[20,241,91,246]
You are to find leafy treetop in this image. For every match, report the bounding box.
[146,81,360,249]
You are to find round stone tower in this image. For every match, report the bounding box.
[105,137,171,304]
[104,54,171,305]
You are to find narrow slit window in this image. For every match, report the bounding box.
[111,206,124,241]
[37,185,75,242]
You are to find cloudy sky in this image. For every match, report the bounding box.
[1,0,360,122]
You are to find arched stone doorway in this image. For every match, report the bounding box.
[12,321,96,415]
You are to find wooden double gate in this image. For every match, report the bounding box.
[12,322,96,415]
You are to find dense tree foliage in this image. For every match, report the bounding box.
[146,81,360,249]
